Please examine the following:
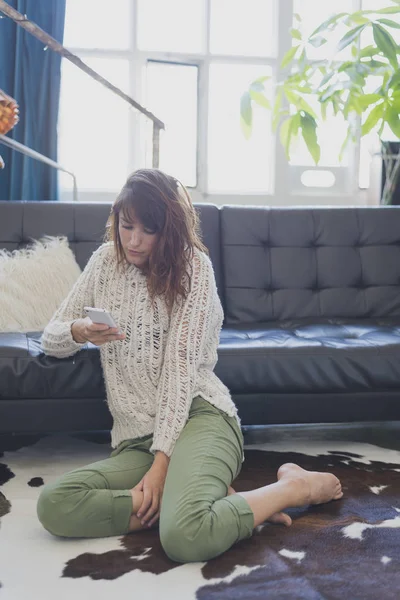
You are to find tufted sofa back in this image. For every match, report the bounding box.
[221,206,400,323]
[3,202,400,325]
[0,201,224,304]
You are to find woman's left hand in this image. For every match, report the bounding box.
[134,453,169,527]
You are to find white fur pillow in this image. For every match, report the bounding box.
[0,236,82,333]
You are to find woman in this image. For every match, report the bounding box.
[37,169,343,563]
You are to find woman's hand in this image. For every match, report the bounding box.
[135,453,170,527]
[71,317,125,346]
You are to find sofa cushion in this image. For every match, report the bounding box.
[0,236,81,333]
[0,332,105,400]
[221,206,400,323]
[215,319,400,394]
[2,319,400,402]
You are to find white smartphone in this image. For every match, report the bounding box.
[83,306,119,329]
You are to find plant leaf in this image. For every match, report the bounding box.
[320,70,335,86]
[254,75,271,84]
[337,25,366,52]
[249,89,271,109]
[390,70,400,90]
[374,6,400,14]
[272,108,289,131]
[390,91,400,111]
[283,87,298,105]
[338,61,354,72]
[279,118,292,160]
[346,12,370,26]
[281,45,299,68]
[297,97,318,120]
[279,114,301,160]
[300,113,320,164]
[360,44,379,58]
[367,58,390,68]
[377,18,400,29]
[386,105,400,137]
[309,35,327,48]
[240,92,252,139]
[310,12,347,38]
[372,23,398,69]
[298,47,307,69]
[290,28,302,41]
[356,93,383,110]
[250,80,265,93]
[320,82,346,103]
[361,102,384,135]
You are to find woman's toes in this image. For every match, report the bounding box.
[267,512,292,527]
[334,487,344,500]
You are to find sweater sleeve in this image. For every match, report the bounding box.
[40,245,105,359]
[150,251,216,458]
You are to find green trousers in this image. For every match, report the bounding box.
[36,396,255,563]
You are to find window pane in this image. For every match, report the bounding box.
[58,58,130,191]
[210,0,277,57]
[137,0,204,53]
[293,0,353,60]
[208,63,273,193]
[301,170,336,188]
[63,0,130,49]
[144,62,198,187]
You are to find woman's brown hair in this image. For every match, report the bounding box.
[104,168,208,312]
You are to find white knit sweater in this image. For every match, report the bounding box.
[41,242,241,457]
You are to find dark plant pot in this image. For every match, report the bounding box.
[380,140,400,205]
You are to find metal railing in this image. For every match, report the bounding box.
[0,133,78,201]
[0,0,165,200]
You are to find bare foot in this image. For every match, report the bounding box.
[277,462,343,506]
[228,485,292,526]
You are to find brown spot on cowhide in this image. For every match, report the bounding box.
[63,449,400,599]
[0,491,11,517]
[0,461,14,487]
[28,477,44,487]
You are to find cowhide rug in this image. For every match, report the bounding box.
[0,433,399,600]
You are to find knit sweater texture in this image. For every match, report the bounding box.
[41,243,241,458]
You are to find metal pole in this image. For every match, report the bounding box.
[0,134,78,201]
[152,124,160,169]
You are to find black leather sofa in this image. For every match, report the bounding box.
[2,201,400,435]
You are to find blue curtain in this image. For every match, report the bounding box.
[0,0,66,200]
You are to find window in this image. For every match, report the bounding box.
[59,0,367,200]
[58,57,130,191]
[208,63,273,193]
[144,61,198,187]
[209,0,276,57]
[137,0,205,53]
[63,0,131,49]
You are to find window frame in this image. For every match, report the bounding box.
[59,0,367,201]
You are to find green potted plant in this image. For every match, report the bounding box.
[241,1,400,204]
